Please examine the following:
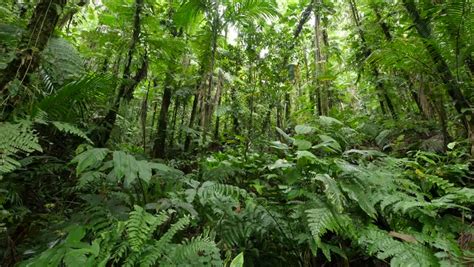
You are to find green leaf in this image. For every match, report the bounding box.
[318,116,343,126]
[113,151,139,187]
[65,226,85,243]
[51,121,92,144]
[296,151,318,161]
[447,142,456,150]
[313,135,341,153]
[276,127,293,143]
[269,141,289,150]
[294,139,312,150]
[71,148,109,175]
[295,124,315,135]
[230,252,244,267]
[268,159,294,170]
[137,160,152,183]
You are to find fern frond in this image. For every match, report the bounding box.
[71,148,109,175]
[126,205,169,252]
[163,236,222,266]
[358,225,439,266]
[51,121,93,144]
[0,121,42,175]
[313,174,346,212]
[35,74,115,122]
[198,181,248,205]
[306,202,354,246]
[140,215,192,267]
[41,37,85,85]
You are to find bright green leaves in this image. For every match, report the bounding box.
[313,134,342,154]
[294,139,312,150]
[296,150,318,162]
[230,252,244,267]
[0,121,42,175]
[113,151,141,187]
[127,205,169,252]
[19,225,100,267]
[71,148,109,175]
[267,158,294,170]
[295,124,315,135]
[71,148,182,188]
[51,121,93,144]
[65,225,86,243]
[275,127,292,142]
[313,174,346,212]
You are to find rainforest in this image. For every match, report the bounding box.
[0,0,473,266]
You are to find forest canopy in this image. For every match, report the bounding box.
[0,0,473,266]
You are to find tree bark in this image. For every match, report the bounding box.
[153,71,173,158]
[141,82,150,153]
[184,70,205,152]
[0,0,67,119]
[313,0,323,116]
[403,0,474,153]
[95,0,146,146]
[349,0,397,119]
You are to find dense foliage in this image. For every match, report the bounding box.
[0,0,473,266]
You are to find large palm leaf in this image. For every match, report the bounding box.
[35,74,116,122]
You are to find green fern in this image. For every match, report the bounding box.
[313,174,346,212]
[0,121,42,175]
[71,148,109,175]
[51,121,93,144]
[197,181,249,205]
[127,205,169,252]
[306,202,354,246]
[163,236,223,266]
[35,74,115,122]
[358,225,439,266]
[140,215,192,266]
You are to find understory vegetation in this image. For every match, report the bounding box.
[0,0,473,266]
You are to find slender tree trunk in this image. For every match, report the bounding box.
[313,0,323,116]
[149,80,158,140]
[184,84,201,152]
[262,103,273,133]
[168,98,180,148]
[403,0,474,154]
[276,100,282,129]
[0,0,67,119]
[177,99,187,144]
[349,0,397,119]
[153,70,174,158]
[141,82,150,153]
[202,7,219,143]
[213,70,224,140]
[374,5,427,119]
[97,0,146,146]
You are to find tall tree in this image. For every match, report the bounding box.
[0,0,67,119]
[402,0,474,153]
[97,0,147,146]
[348,0,397,119]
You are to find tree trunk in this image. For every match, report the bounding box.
[213,70,224,140]
[403,0,474,154]
[184,86,201,152]
[201,9,219,143]
[96,0,146,146]
[0,0,67,119]
[349,0,397,119]
[177,99,187,145]
[184,65,206,151]
[141,82,150,153]
[168,98,180,148]
[153,71,173,158]
[313,0,323,116]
